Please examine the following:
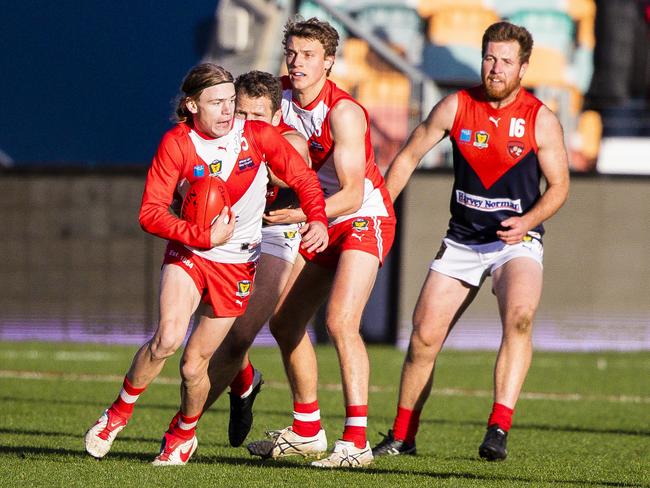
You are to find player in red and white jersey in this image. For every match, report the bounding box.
[83,63,327,466]
[198,71,312,448]
[246,18,396,468]
[372,22,569,461]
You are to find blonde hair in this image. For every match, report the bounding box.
[174,63,234,123]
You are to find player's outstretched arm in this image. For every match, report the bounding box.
[497,105,570,244]
[385,93,458,202]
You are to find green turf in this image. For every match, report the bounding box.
[0,341,648,487]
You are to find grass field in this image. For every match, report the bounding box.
[0,341,648,487]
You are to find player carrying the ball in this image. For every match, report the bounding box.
[200,70,313,448]
[83,63,328,466]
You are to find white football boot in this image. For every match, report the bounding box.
[247,426,327,459]
[311,440,373,468]
[151,432,198,466]
[84,409,128,459]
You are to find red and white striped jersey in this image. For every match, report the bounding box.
[139,118,326,263]
[280,76,393,225]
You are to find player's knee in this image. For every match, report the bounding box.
[149,331,183,360]
[180,357,208,385]
[411,320,445,350]
[269,315,293,345]
[508,306,535,335]
[324,316,359,341]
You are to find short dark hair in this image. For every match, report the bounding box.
[235,71,282,113]
[175,63,234,122]
[482,22,534,64]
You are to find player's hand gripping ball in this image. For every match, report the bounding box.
[181,176,231,229]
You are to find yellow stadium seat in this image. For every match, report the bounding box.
[522,46,570,88]
[418,0,486,19]
[428,5,499,48]
[357,72,411,108]
[577,110,602,161]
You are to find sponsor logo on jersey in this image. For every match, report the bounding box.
[459,129,472,143]
[283,230,298,239]
[309,140,325,152]
[236,280,252,297]
[456,190,522,213]
[507,141,525,159]
[237,156,255,172]
[193,165,205,178]
[209,160,222,176]
[352,218,369,231]
[473,131,489,149]
[489,116,501,127]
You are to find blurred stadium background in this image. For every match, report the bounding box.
[1,0,649,350]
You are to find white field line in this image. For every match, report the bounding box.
[0,369,648,405]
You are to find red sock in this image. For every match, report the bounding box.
[292,400,321,437]
[342,405,368,449]
[392,406,421,444]
[230,361,254,398]
[170,411,201,440]
[488,402,514,432]
[109,376,146,419]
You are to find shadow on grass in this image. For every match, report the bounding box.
[412,418,650,437]
[0,446,641,486]
[199,454,642,487]
[0,427,230,449]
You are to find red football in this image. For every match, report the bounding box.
[181,176,231,229]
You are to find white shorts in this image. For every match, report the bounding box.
[430,237,544,287]
[260,223,302,264]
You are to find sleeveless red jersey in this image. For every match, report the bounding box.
[139,118,326,263]
[280,76,393,225]
[448,86,544,244]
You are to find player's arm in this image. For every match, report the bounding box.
[253,123,328,252]
[139,133,232,249]
[385,93,458,201]
[497,105,570,244]
[319,99,368,218]
[264,100,367,224]
[267,130,310,188]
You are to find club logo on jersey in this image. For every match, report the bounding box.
[473,131,489,149]
[507,141,525,159]
[459,129,472,143]
[352,218,369,231]
[193,165,205,178]
[209,160,222,176]
[283,230,298,239]
[237,156,255,172]
[309,139,325,152]
[236,280,252,297]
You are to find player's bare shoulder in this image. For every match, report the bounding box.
[328,99,367,138]
[534,104,565,149]
[425,92,459,133]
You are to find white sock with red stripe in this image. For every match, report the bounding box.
[292,400,321,437]
[342,405,368,449]
[109,376,146,419]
